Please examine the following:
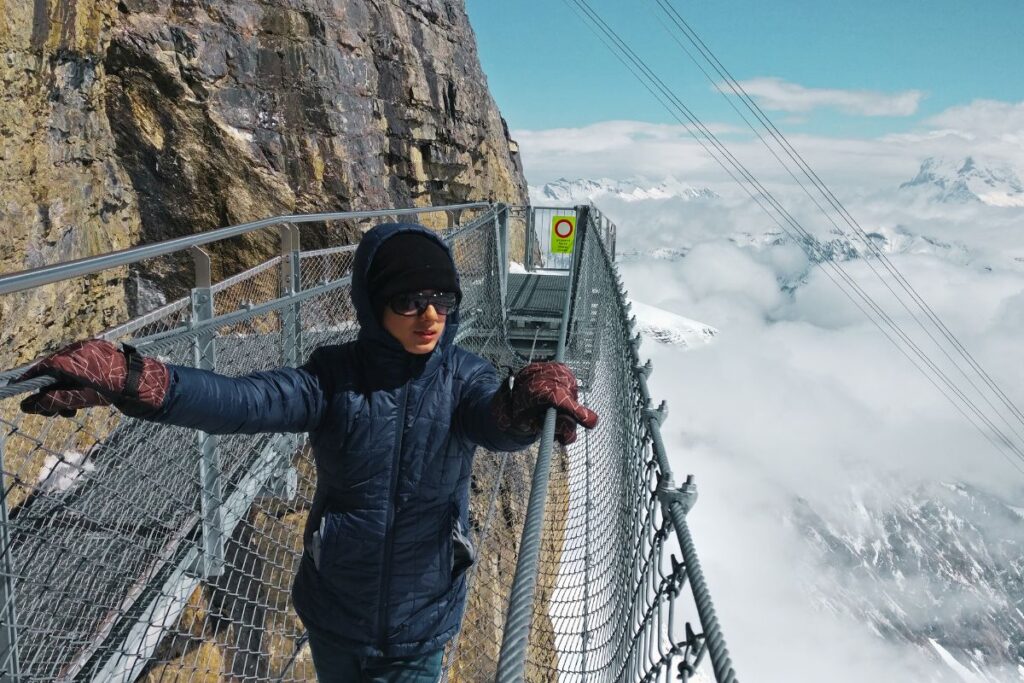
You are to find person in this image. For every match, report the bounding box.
[19,222,599,682]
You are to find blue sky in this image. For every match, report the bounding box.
[465,0,1024,138]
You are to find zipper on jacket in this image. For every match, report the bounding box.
[378,380,410,650]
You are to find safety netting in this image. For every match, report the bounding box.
[0,204,731,682]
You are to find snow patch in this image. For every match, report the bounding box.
[529,176,718,205]
[628,299,718,348]
[928,639,984,682]
[37,450,95,494]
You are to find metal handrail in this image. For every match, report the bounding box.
[495,206,588,681]
[0,203,490,296]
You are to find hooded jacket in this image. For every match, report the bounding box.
[148,223,536,657]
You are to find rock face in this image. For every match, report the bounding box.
[0,0,526,366]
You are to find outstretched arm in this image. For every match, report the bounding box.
[148,362,326,434]
[19,339,328,435]
[456,359,539,452]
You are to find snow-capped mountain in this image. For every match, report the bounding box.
[900,157,1024,207]
[793,481,1024,680]
[629,299,718,347]
[530,176,718,204]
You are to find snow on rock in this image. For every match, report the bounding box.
[795,482,1024,678]
[900,156,1024,207]
[629,299,718,348]
[529,176,718,205]
[509,261,527,274]
[37,450,95,494]
[928,639,985,682]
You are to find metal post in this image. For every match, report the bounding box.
[277,223,302,488]
[496,207,589,682]
[0,434,21,682]
[496,204,509,312]
[190,246,224,578]
[279,224,302,367]
[525,207,535,272]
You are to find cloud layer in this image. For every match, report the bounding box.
[731,77,924,116]
[514,99,1024,193]
[607,192,1024,681]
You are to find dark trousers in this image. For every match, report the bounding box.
[308,630,444,683]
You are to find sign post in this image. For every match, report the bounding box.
[550,215,576,254]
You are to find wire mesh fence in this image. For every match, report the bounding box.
[0,203,730,682]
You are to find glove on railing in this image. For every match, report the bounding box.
[491,362,599,445]
[18,339,169,418]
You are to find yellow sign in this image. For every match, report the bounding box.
[550,215,576,254]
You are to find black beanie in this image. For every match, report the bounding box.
[367,233,461,316]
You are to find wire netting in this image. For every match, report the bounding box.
[0,205,719,682]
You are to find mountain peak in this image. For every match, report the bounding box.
[900,156,1024,207]
[529,177,718,204]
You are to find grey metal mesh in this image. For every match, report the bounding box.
[0,205,727,682]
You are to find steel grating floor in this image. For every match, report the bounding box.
[506,273,569,320]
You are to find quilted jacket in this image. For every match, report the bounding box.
[147,223,536,656]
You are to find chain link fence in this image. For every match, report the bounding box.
[0,204,732,682]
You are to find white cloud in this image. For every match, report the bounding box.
[729,77,925,117]
[922,99,1024,142]
[519,93,1024,683]
[606,192,1024,681]
[515,99,1024,194]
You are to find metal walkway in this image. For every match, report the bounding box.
[0,203,736,683]
[505,273,570,360]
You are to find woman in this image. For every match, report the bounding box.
[20,222,598,682]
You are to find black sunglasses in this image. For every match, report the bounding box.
[388,290,459,317]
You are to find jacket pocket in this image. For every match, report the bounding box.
[451,505,476,580]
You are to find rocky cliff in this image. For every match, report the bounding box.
[0,0,526,365]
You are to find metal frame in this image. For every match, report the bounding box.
[0,203,490,296]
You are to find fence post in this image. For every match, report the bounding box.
[0,434,21,681]
[279,224,302,367]
[525,207,535,271]
[276,224,302,498]
[496,204,509,311]
[190,246,225,577]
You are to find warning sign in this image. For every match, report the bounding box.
[550,215,576,254]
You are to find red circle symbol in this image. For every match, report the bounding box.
[554,219,574,239]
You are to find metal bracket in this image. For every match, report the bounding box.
[638,359,653,379]
[657,474,698,517]
[644,399,668,425]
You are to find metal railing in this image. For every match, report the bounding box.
[0,201,735,682]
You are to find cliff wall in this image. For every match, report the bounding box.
[0,0,526,365]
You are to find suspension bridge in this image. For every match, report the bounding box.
[0,202,736,682]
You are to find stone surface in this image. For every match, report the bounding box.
[1,0,526,367]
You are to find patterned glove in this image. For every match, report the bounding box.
[491,362,599,445]
[18,339,169,418]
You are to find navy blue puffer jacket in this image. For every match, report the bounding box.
[147,223,536,657]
